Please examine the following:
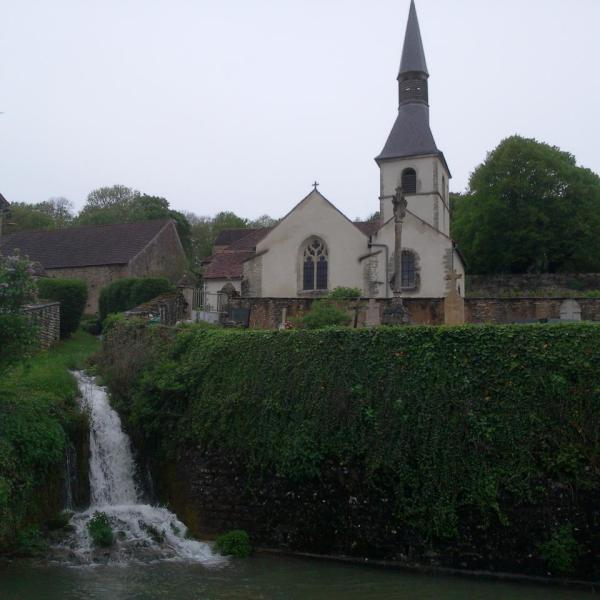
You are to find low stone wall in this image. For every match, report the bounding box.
[465,297,600,323]
[467,273,600,296]
[22,301,60,349]
[125,291,188,326]
[227,296,600,328]
[227,297,445,328]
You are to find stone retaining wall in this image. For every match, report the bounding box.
[467,273,600,296]
[22,301,60,349]
[227,296,600,328]
[464,297,600,323]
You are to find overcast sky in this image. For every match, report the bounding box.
[1,0,599,221]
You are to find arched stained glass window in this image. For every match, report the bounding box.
[401,168,417,194]
[302,238,328,291]
[401,250,416,289]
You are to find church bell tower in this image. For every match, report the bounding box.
[376,0,450,235]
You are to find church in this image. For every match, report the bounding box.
[203,0,465,304]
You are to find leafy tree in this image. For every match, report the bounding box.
[77,185,140,226]
[36,197,74,228]
[248,215,279,228]
[2,203,55,234]
[451,136,600,274]
[77,187,193,258]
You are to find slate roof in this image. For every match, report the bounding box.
[0,219,172,268]
[376,103,439,161]
[399,0,428,76]
[0,193,10,211]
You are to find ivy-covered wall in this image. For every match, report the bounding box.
[100,322,600,580]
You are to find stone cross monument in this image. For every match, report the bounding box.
[382,185,411,325]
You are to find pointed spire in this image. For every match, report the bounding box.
[398,0,428,77]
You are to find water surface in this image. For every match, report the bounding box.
[0,556,592,600]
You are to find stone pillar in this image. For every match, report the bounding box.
[444,270,465,325]
[382,186,410,325]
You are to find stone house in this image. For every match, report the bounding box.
[202,1,465,303]
[0,219,186,314]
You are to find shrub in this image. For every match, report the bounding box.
[37,278,87,338]
[0,253,37,372]
[0,314,35,375]
[99,277,173,321]
[294,300,351,329]
[293,287,363,329]
[539,525,581,574]
[80,315,102,336]
[214,530,252,557]
[87,512,114,547]
[15,526,47,556]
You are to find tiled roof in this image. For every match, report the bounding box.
[203,251,255,279]
[0,219,171,268]
[353,220,380,236]
[0,193,10,211]
[204,228,272,279]
[213,228,260,247]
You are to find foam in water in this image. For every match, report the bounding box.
[53,372,223,566]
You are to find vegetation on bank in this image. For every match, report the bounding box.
[214,530,252,558]
[0,331,100,554]
[98,320,600,578]
[87,512,114,547]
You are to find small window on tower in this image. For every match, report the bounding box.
[401,168,417,194]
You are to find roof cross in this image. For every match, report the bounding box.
[312,181,319,191]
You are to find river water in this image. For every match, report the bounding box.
[0,557,593,599]
[1,373,592,599]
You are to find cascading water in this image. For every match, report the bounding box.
[52,372,222,565]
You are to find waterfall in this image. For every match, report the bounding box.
[52,372,222,566]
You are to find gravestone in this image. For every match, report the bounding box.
[559,299,582,322]
[365,299,381,327]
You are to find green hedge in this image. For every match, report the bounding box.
[98,277,173,321]
[100,323,600,576]
[109,324,599,525]
[37,278,87,338]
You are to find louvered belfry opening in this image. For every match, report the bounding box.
[399,76,428,105]
[401,168,417,194]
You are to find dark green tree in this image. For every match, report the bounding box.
[2,198,75,234]
[451,136,600,274]
[77,187,192,260]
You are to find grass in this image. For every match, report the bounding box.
[0,330,100,552]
